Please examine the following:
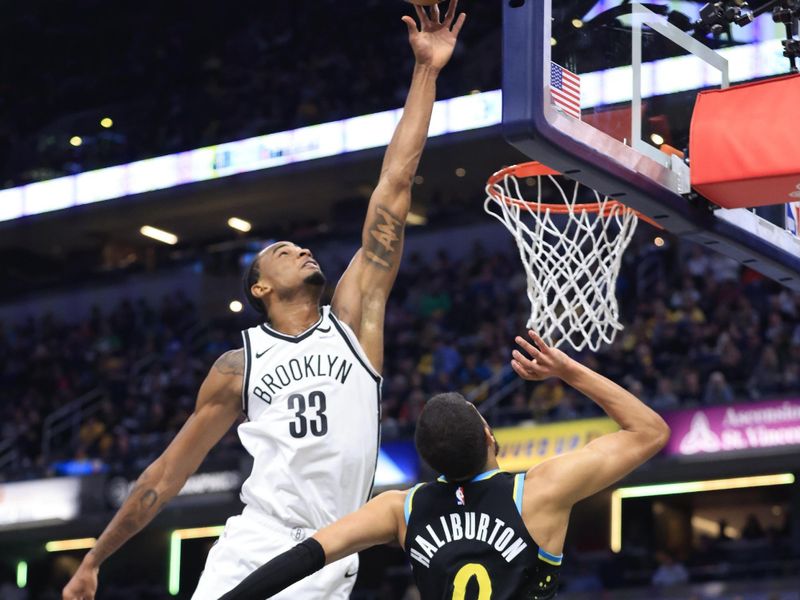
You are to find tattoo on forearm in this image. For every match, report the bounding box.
[214,349,244,376]
[140,489,159,509]
[86,475,166,564]
[365,206,403,270]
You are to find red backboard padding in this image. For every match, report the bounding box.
[690,73,800,209]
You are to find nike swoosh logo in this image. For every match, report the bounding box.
[317,326,332,333]
[255,345,276,359]
[344,569,358,578]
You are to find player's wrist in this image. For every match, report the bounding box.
[413,62,442,76]
[556,357,582,383]
[82,551,102,570]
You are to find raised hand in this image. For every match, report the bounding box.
[511,331,574,381]
[401,0,466,71]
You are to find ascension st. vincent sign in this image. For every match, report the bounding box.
[663,398,800,457]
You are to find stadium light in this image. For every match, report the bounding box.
[650,133,665,146]
[691,515,740,539]
[140,225,178,245]
[45,537,97,552]
[229,300,243,313]
[70,136,83,147]
[101,117,114,128]
[572,18,584,28]
[16,561,27,588]
[227,217,252,233]
[406,212,427,226]
[455,167,466,177]
[168,525,224,596]
[610,473,795,553]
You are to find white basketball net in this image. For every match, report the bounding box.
[485,170,639,352]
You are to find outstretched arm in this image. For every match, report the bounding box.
[332,1,466,372]
[513,332,670,507]
[62,350,244,600]
[219,490,407,600]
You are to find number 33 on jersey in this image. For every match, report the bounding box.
[238,306,382,527]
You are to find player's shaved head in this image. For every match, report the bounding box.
[415,392,494,482]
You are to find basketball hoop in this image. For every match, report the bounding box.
[485,161,653,352]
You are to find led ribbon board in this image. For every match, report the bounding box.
[0,37,789,224]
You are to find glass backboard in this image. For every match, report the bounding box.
[502,0,800,290]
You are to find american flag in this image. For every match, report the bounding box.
[550,62,581,119]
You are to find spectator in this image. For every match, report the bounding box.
[651,377,680,411]
[747,344,783,397]
[703,371,735,404]
[742,514,765,540]
[529,378,565,420]
[651,553,690,587]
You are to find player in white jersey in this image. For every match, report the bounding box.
[62,3,466,599]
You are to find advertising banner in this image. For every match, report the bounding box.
[664,398,800,457]
[494,417,619,472]
[0,477,81,530]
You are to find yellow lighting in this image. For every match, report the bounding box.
[691,515,740,539]
[227,217,252,233]
[175,525,225,540]
[610,473,794,553]
[572,18,584,28]
[469,89,481,95]
[100,117,114,128]
[45,537,96,552]
[70,136,83,147]
[229,300,243,313]
[140,225,178,245]
[551,37,558,46]
[654,236,665,247]
[406,212,427,226]
[169,526,224,595]
[650,133,665,146]
[455,167,466,178]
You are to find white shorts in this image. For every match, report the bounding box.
[191,507,359,600]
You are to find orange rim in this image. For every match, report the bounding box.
[486,161,662,228]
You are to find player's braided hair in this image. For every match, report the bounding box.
[243,254,267,315]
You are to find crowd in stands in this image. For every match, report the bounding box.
[2,230,799,484]
[1,227,799,596]
[0,0,500,188]
[564,511,796,594]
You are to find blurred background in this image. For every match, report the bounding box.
[0,0,799,599]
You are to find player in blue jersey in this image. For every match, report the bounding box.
[220,331,670,599]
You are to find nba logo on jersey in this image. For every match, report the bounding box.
[455,486,465,506]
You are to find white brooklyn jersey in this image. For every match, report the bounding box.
[238,305,382,530]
